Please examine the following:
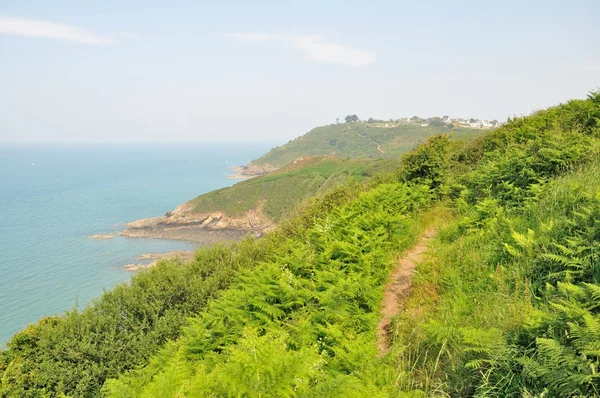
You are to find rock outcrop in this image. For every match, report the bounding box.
[229,163,277,179]
[123,251,194,272]
[109,201,276,244]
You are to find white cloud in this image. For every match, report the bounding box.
[226,33,376,68]
[0,15,112,44]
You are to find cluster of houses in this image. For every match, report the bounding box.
[397,116,501,129]
[351,116,503,129]
[443,116,500,128]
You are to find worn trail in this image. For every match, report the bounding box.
[376,228,436,355]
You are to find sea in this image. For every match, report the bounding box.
[0,143,271,346]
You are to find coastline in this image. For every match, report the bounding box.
[122,251,195,271]
[227,163,277,180]
[91,201,276,245]
[93,163,278,253]
[91,223,250,245]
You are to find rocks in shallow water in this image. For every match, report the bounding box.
[228,163,277,179]
[123,263,147,272]
[125,216,165,229]
[123,251,194,272]
[89,233,117,239]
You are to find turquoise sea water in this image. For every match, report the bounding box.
[0,143,270,346]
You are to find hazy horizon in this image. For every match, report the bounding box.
[1,0,599,144]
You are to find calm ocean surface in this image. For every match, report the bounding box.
[0,143,271,346]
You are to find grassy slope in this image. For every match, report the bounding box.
[251,122,480,168]
[396,158,600,396]
[389,93,600,396]
[188,126,481,222]
[2,92,598,397]
[102,92,600,397]
[188,157,395,221]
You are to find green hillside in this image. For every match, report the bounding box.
[185,123,482,223]
[188,157,394,221]
[250,122,480,169]
[2,91,599,397]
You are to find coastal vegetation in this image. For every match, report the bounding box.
[189,157,394,222]
[122,123,479,242]
[1,90,599,397]
[248,121,480,169]
[184,126,481,228]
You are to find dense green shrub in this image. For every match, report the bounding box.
[390,90,600,396]
[0,163,379,398]
[0,240,276,397]
[102,182,433,396]
[397,134,451,192]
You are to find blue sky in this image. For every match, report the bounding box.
[1,0,599,143]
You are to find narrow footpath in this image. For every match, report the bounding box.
[376,228,436,355]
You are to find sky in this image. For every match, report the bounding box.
[0,0,599,144]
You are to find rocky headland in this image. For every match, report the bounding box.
[92,201,276,244]
[228,163,277,179]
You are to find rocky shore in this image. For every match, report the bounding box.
[91,201,276,244]
[228,163,277,179]
[122,251,195,272]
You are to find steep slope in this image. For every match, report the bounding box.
[388,91,600,396]
[101,91,600,397]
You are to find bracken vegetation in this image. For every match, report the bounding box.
[1,90,599,397]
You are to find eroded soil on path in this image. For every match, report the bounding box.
[377,228,436,355]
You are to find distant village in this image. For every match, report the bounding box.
[340,114,503,129]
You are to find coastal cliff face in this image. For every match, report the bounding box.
[119,201,276,244]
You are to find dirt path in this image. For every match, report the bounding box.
[376,228,436,355]
[348,125,386,154]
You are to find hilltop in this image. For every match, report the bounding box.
[243,121,482,172]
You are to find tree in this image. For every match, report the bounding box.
[428,117,446,128]
[336,118,340,124]
[345,114,359,123]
